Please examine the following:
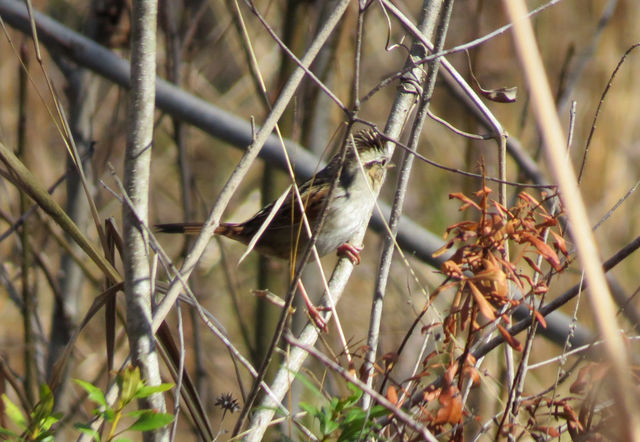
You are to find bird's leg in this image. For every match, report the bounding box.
[297,280,328,331]
[337,243,363,265]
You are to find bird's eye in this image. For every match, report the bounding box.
[365,157,390,168]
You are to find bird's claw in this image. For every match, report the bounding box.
[337,243,363,265]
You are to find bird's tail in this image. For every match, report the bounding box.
[156,222,238,237]
[155,222,204,235]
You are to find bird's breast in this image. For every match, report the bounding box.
[313,187,374,256]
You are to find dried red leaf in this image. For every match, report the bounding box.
[518,192,540,207]
[533,309,547,328]
[441,260,464,279]
[421,323,440,334]
[433,241,455,257]
[505,219,519,236]
[519,272,536,288]
[521,232,563,271]
[474,186,492,198]
[561,403,583,432]
[550,230,568,256]
[428,283,454,300]
[497,324,522,351]
[423,385,441,402]
[468,281,496,320]
[523,255,543,274]
[444,315,457,338]
[533,282,549,295]
[447,220,479,234]
[451,286,463,309]
[475,255,509,298]
[532,426,560,437]
[535,214,558,229]
[449,192,482,211]
[491,200,511,219]
[458,293,471,331]
[434,387,463,425]
[571,365,592,394]
[387,385,399,405]
[462,365,481,387]
[444,362,460,385]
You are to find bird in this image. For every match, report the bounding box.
[157,129,390,329]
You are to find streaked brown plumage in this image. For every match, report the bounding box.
[157,129,389,263]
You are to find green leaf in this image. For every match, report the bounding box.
[127,411,174,432]
[330,397,342,413]
[124,409,146,419]
[344,384,363,407]
[2,394,27,430]
[319,411,339,436]
[119,367,142,405]
[74,423,101,442]
[342,407,367,425]
[134,383,173,399]
[370,405,389,418]
[338,404,386,442]
[33,384,55,419]
[74,379,108,408]
[338,424,365,442]
[40,414,61,431]
[339,418,380,442]
[299,402,323,420]
[102,408,115,422]
[39,384,53,401]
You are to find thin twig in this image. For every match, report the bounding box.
[285,333,439,442]
[578,42,640,183]
[362,0,454,410]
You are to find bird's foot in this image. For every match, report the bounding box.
[297,280,328,332]
[337,243,363,265]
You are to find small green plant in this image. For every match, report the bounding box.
[73,366,174,441]
[0,384,61,441]
[300,383,388,441]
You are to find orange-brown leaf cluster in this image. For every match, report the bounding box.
[518,360,640,440]
[433,187,565,348]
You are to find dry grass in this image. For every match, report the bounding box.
[1,0,640,440]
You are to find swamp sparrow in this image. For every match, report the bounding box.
[157,129,389,328]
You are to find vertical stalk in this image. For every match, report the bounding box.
[362,0,454,408]
[122,0,167,440]
[503,1,640,439]
[17,39,35,407]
